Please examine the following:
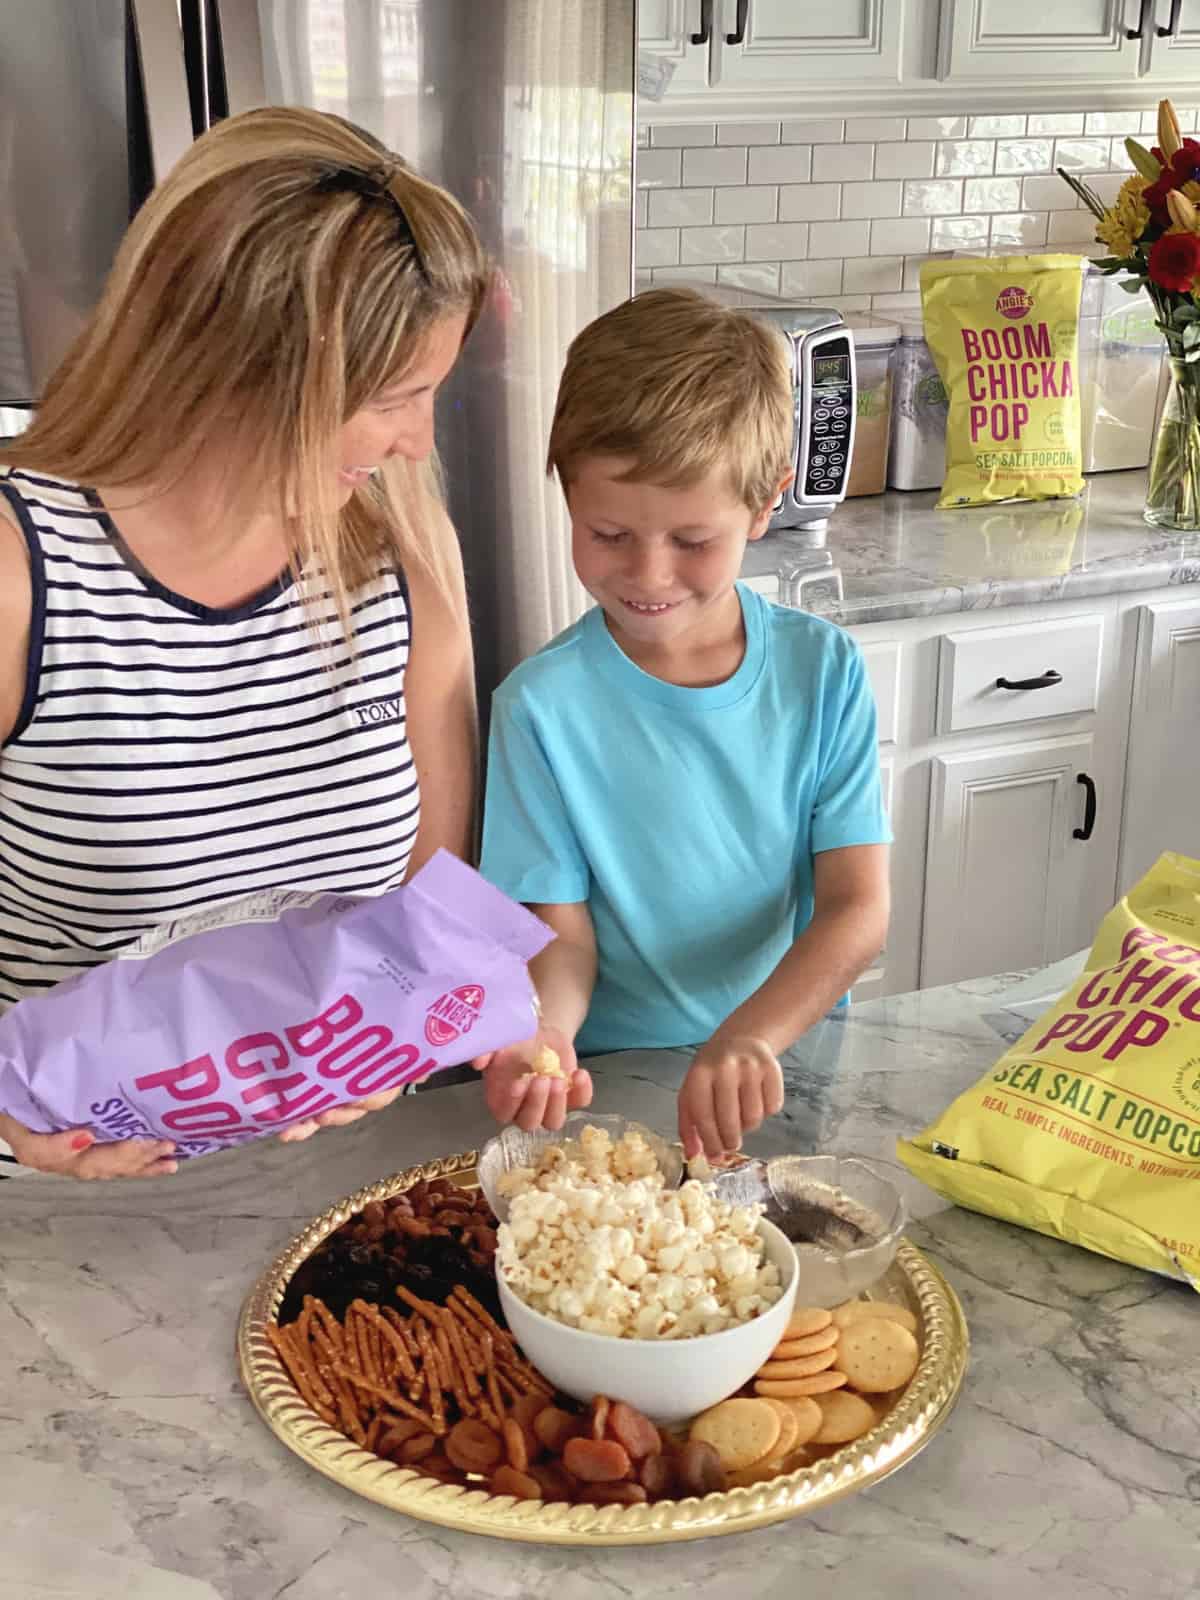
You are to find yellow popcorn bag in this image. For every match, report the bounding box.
[898,852,1200,1290]
[921,254,1085,508]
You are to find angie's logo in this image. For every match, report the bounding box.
[354,694,403,727]
[996,286,1034,320]
[425,984,485,1047]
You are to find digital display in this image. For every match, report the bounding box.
[813,354,850,387]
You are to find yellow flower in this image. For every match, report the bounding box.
[1096,173,1151,256]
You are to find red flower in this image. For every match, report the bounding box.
[1144,172,1177,224]
[1171,138,1200,183]
[1148,229,1200,292]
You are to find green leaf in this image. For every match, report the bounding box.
[1181,320,1200,348]
[1125,137,1163,182]
[1118,276,1146,293]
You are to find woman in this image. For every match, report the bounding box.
[0,107,486,1179]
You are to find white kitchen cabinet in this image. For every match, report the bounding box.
[1143,0,1200,79]
[922,734,1105,987]
[637,0,710,95]
[937,1,1147,84]
[710,0,906,90]
[1119,595,1200,889]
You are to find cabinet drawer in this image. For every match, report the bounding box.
[936,615,1102,735]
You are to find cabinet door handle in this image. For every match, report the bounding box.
[1126,0,1151,38]
[691,0,713,45]
[725,0,750,45]
[995,668,1063,691]
[1158,0,1183,36]
[1074,773,1097,841]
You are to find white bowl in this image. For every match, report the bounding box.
[496,1218,799,1426]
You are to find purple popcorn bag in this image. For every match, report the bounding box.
[0,851,553,1160]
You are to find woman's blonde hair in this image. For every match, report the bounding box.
[4,106,489,629]
[547,287,794,513]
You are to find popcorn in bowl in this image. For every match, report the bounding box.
[496,1125,785,1341]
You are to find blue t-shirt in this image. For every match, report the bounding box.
[480,584,890,1055]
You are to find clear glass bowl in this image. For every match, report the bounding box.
[476,1111,683,1223]
[706,1154,906,1308]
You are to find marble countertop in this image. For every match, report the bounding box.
[3,972,1198,1600]
[740,468,1200,626]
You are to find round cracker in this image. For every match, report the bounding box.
[785,1307,834,1339]
[754,1370,848,1397]
[771,1325,839,1360]
[690,1397,781,1471]
[812,1389,878,1445]
[725,1456,788,1489]
[759,1397,801,1459]
[836,1318,920,1394]
[775,1395,822,1445]
[832,1299,919,1336]
[757,1347,839,1380]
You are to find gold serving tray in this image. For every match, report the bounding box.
[238,1147,969,1546]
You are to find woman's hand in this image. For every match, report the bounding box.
[677,1034,785,1162]
[472,1022,593,1132]
[0,1113,177,1179]
[274,1087,406,1144]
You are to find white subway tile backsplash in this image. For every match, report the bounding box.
[637,98,1191,313]
[969,115,1026,138]
[849,117,907,143]
[636,149,681,189]
[874,142,936,180]
[842,255,903,294]
[841,180,903,219]
[930,215,989,250]
[781,259,844,298]
[903,179,962,215]
[1054,137,1111,171]
[872,217,932,255]
[782,119,845,144]
[717,262,782,295]
[990,212,1049,248]
[651,124,716,147]
[682,147,749,187]
[808,220,871,259]
[1084,112,1142,136]
[649,265,717,284]
[995,139,1054,174]
[812,143,874,182]
[936,140,995,176]
[1023,175,1075,211]
[749,145,812,184]
[717,121,781,145]
[963,177,1022,213]
[907,116,967,139]
[744,221,810,262]
[714,185,778,224]
[638,228,680,268]
[679,224,746,265]
[779,183,842,222]
[1027,114,1084,137]
[647,187,714,228]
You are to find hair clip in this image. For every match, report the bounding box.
[312,163,427,278]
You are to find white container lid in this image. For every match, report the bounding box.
[844,317,901,351]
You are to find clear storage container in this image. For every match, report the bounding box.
[1078,266,1165,473]
[843,319,900,497]
[888,321,948,491]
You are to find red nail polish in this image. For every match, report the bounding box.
[70,1132,94,1152]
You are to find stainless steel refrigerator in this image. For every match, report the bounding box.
[0,0,635,697]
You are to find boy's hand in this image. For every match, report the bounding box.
[678,1034,784,1161]
[472,1023,593,1132]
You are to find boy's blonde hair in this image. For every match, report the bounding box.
[4,107,490,632]
[547,287,794,513]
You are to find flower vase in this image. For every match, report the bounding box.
[1145,354,1200,531]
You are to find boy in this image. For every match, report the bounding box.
[477,288,891,1160]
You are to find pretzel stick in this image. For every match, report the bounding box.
[363,1414,385,1454]
[306,1296,346,1358]
[435,1323,474,1417]
[289,1311,336,1410]
[348,1302,382,1385]
[320,1361,367,1445]
[395,1285,442,1325]
[266,1324,337,1424]
[414,1322,446,1434]
[480,1331,508,1420]
[367,1305,416,1383]
[329,1362,444,1432]
[440,1308,482,1401]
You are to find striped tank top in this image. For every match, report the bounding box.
[0,468,420,1007]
